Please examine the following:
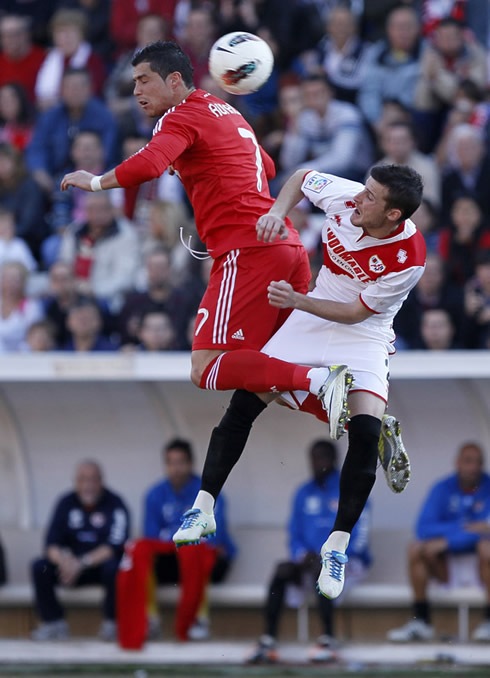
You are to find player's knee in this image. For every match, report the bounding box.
[477,539,490,560]
[408,541,424,562]
[190,364,203,387]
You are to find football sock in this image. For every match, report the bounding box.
[332,414,380,534]
[414,600,430,623]
[201,390,267,500]
[200,350,329,394]
[193,490,214,515]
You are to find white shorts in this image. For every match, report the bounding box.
[262,307,391,403]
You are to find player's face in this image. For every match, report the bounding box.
[133,62,176,117]
[165,448,192,490]
[351,177,399,233]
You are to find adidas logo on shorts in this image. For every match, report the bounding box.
[231,329,245,340]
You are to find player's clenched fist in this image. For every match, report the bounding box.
[60,170,95,192]
[268,280,297,308]
[256,213,289,243]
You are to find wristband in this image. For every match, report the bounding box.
[90,175,103,192]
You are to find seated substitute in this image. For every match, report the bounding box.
[248,438,371,664]
[143,438,236,641]
[388,442,490,642]
[31,460,130,641]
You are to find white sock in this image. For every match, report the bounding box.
[324,530,350,553]
[193,490,215,514]
[307,367,331,396]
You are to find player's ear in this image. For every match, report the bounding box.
[168,71,182,88]
[388,207,402,224]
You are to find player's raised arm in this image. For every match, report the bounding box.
[60,169,121,192]
[256,168,310,243]
[267,280,373,325]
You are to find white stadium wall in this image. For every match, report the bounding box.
[0,351,489,586]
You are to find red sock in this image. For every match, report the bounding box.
[200,349,311,393]
[297,392,329,423]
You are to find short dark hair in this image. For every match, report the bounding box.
[309,439,337,464]
[164,437,193,463]
[132,41,194,88]
[437,16,464,31]
[369,164,423,222]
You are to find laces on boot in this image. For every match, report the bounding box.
[324,550,348,581]
[180,508,201,529]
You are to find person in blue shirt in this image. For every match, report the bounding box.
[31,460,130,642]
[143,438,236,640]
[248,439,371,664]
[388,441,490,643]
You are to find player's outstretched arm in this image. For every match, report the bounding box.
[60,169,121,192]
[268,280,373,325]
[256,168,310,243]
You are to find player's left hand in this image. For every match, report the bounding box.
[268,280,297,308]
[60,170,94,192]
[256,213,289,243]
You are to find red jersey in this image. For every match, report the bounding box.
[115,89,302,258]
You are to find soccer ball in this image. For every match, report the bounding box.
[208,32,274,95]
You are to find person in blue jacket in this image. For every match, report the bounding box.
[143,438,236,640]
[248,438,371,664]
[388,441,490,643]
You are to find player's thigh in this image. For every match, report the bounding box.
[192,245,310,351]
[262,307,328,366]
[348,390,386,420]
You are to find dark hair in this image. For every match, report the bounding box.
[301,73,332,89]
[369,164,423,221]
[437,17,464,31]
[164,437,193,462]
[475,249,490,268]
[385,121,416,138]
[132,41,194,88]
[68,296,101,314]
[63,66,91,81]
[309,439,337,464]
[0,82,33,124]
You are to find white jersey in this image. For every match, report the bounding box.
[302,171,426,345]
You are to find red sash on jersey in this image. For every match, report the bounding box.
[116,538,216,648]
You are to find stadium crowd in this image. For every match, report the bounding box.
[0,0,489,352]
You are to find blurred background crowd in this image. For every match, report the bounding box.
[0,0,490,353]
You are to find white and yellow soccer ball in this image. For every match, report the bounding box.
[208,31,274,95]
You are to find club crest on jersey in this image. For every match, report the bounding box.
[369,255,385,273]
[397,248,408,264]
[305,174,332,193]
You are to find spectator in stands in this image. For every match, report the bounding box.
[394,252,465,350]
[260,75,303,172]
[440,125,490,224]
[34,8,106,110]
[59,191,140,311]
[410,198,439,254]
[46,130,107,267]
[109,0,178,55]
[63,296,117,352]
[143,438,236,640]
[134,310,177,352]
[388,442,490,643]
[179,7,216,89]
[0,261,43,352]
[377,122,441,208]
[31,460,130,641]
[117,247,197,350]
[24,320,55,352]
[358,5,422,125]
[463,249,490,349]
[26,67,118,194]
[0,206,37,272]
[42,261,110,348]
[0,142,48,259]
[298,5,371,104]
[0,82,34,151]
[105,13,169,120]
[248,439,371,664]
[279,74,373,182]
[438,195,490,287]
[419,308,458,350]
[0,15,45,101]
[56,0,113,64]
[414,17,487,152]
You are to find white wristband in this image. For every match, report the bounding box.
[90,175,103,192]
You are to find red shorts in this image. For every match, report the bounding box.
[192,244,311,351]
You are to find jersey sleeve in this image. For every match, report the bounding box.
[115,113,197,187]
[301,171,363,213]
[359,264,425,315]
